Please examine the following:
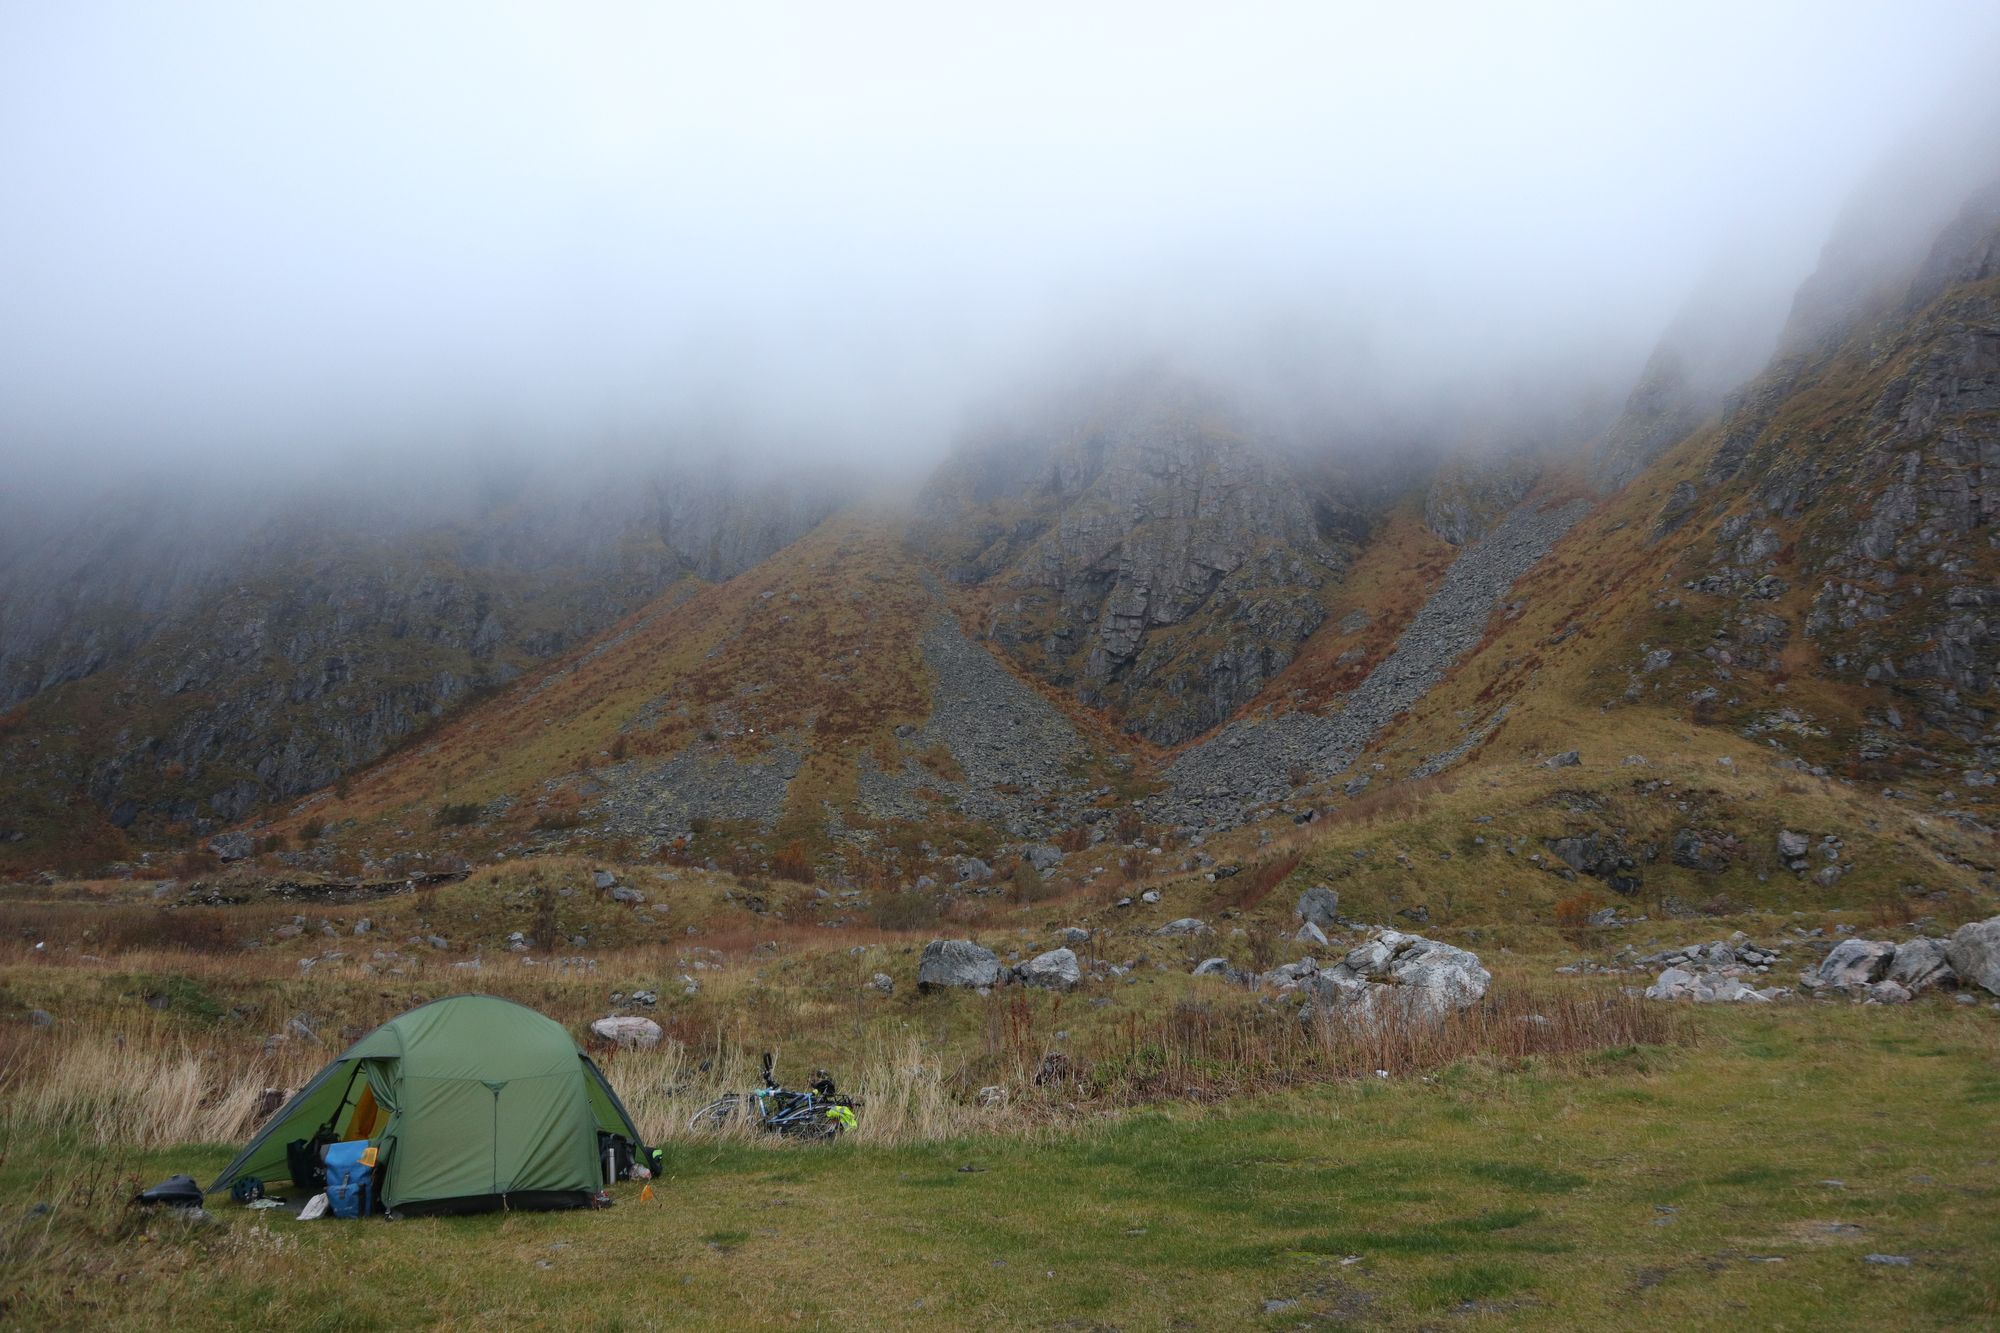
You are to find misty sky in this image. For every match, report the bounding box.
[4,1,1999,487]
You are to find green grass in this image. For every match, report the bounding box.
[4,1002,1996,1329]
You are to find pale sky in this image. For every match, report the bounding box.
[3,0,1998,484]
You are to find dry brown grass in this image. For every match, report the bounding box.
[1086,984,1684,1103]
[0,1016,324,1148]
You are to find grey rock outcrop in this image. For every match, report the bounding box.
[1644,966,1785,1003]
[917,939,1002,991]
[207,832,254,862]
[912,374,1365,746]
[1808,939,1896,991]
[1886,938,1955,993]
[1945,916,2000,996]
[1016,948,1081,990]
[1295,886,1340,928]
[1300,930,1490,1023]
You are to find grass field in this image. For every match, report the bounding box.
[3,997,1997,1329]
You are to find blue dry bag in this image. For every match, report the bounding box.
[323,1140,374,1219]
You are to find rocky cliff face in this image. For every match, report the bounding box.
[1423,452,1541,545]
[912,376,1374,744]
[1625,178,2000,775]
[0,464,842,860]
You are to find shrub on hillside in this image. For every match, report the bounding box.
[771,841,815,883]
[871,889,943,931]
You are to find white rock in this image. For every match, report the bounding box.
[1017,948,1081,990]
[1945,916,2000,996]
[589,1016,662,1049]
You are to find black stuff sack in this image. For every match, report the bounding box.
[133,1175,205,1209]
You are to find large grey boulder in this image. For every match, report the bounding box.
[918,939,1002,991]
[1886,938,1955,993]
[207,831,254,861]
[1809,939,1896,991]
[1776,829,1810,860]
[1302,930,1490,1022]
[1018,843,1065,873]
[1016,948,1081,990]
[1295,886,1341,928]
[588,1016,662,1049]
[1946,916,2000,996]
[1154,918,1211,937]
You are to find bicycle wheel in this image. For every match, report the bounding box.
[774,1104,843,1140]
[688,1094,744,1131]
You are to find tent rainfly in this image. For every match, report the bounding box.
[210,994,646,1215]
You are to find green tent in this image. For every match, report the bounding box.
[210,994,647,1215]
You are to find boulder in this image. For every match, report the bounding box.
[1295,885,1340,928]
[870,972,894,995]
[1809,939,1895,991]
[1296,921,1329,948]
[1058,926,1091,945]
[1017,948,1081,990]
[28,1008,53,1027]
[589,1016,662,1049]
[1018,843,1065,872]
[1776,829,1810,860]
[1542,750,1581,768]
[593,870,619,890]
[609,886,645,904]
[1945,916,2000,996]
[1645,966,1780,1003]
[1381,935,1490,1019]
[917,939,1002,991]
[1548,833,1633,878]
[1192,957,1233,977]
[1670,827,1732,873]
[1154,918,1211,937]
[1261,959,1319,988]
[1644,966,1701,1001]
[1302,930,1490,1022]
[207,831,254,862]
[1886,938,1955,993]
[1861,979,1913,1005]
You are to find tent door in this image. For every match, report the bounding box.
[483,1081,506,1200]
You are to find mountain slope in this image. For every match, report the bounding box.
[0,468,842,870]
[912,373,1381,746]
[243,511,1128,883]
